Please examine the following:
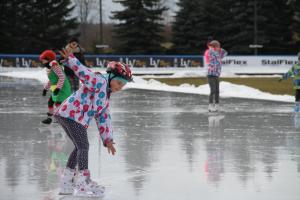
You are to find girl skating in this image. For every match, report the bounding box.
[54,48,133,197]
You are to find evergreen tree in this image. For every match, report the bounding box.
[289,0,300,51]
[0,0,25,53]
[201,0,236,53]
[219,0,295,55]
[0,0,78,53]
[172,0,237,54]
[28,0,79,53]
[226,0,256,55]
[172,0,297,55]
[258,0,294,54]
[111,0,167,54]
[172,0,209,54]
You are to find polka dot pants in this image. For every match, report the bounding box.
[55,115,89,170]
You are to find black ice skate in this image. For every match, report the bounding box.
[41,117,52,124]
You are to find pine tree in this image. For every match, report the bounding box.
[172,0,210,54]
[172,0,237,54]
[0,0,78,53]
[221,0,295,55]
[258,0,294,54]
[111,0,167,54]
[202,0,236,53]
[171,0,296,55]
[226,1,255,55]
[0,0,26,53]
[289,0,300,52]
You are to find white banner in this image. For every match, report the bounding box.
[222,56,297,68]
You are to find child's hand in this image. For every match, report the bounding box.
[59,47,72,61]
[106,141,116,155]
[53,88,60,95]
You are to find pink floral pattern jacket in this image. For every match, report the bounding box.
[55,55,113,146]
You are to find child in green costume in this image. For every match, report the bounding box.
[40,50,71,124]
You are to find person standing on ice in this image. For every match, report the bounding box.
[63,37,86,92]
[206,40,227,112]
[54,48,133,197]
[279,52,300,112]
[40,50,72,124]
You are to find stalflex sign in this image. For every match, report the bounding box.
[0,54,297,68]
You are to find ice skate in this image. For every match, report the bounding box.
[208,104,215,112]
[41,117,52,124]
[73,169,105,197]
[42,112,53,124]
[58,168,76,195]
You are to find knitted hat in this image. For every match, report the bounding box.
[210,40,221,48]
[69,37,79,43]
[39,50,56,61]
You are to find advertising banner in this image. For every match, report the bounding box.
[0,54,297,69]
[0,54,203,68]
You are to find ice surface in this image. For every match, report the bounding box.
[0,77,299,200]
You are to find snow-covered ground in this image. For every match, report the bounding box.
[0,66,294,103]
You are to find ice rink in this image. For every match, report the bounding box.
[0,76,299,200]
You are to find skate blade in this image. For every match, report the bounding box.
[73,191,104,198]
[58,192,73,195]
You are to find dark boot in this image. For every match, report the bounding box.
[42,117,52,124]
[42,112,53,124]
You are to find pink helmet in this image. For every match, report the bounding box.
[106,61,133,82]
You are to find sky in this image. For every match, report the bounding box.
[0,67,294,103]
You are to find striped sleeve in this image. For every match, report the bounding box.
[50,61,65,89]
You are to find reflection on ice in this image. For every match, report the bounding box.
[206,114,225,184]
[293,113,300,128]
[0,78,299,200]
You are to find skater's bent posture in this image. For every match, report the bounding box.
[280,52,300,112]
[40,50,71,124]
[207,40,227,112]
[55,48,133,197]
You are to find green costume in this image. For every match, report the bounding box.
[48,66,71,102]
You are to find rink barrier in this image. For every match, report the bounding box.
[0,54,203,68]
[0,54,297,69]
